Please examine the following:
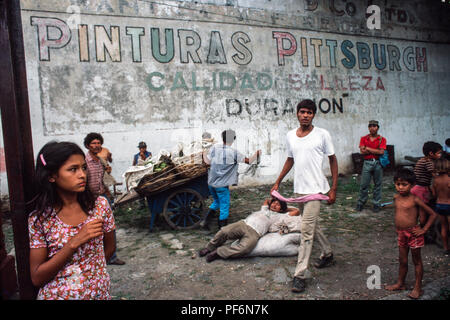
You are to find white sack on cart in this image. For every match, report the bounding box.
[122,163,154,191]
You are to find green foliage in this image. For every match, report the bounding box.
[437,288,450,300]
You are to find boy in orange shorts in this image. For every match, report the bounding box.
[385,168,437,299]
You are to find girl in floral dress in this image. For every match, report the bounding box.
[28,141,116,300]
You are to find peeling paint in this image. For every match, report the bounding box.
[1,0,447,197]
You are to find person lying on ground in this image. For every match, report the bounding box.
[198,198,300,262]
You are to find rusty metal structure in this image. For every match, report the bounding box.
[0,0,37,299]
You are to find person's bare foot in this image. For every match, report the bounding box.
[408,288,423,299]
[385,283,406,291]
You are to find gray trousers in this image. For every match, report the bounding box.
[206,221,260,259]
[357,159,383,208]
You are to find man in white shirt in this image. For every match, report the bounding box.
[198,198,300,262]
[271,99,338,293]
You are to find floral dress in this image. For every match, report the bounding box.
[28,196,115,300]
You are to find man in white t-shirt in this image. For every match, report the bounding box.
[271,99,338,293]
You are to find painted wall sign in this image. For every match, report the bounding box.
[10,0,448,194]
[25,14,431,137]
[31,17,428,72]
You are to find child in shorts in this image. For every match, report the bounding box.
[411,141,442,225]
[385,168,437,299]
[431,158,450,254]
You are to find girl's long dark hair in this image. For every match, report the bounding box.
[30,141,96,221]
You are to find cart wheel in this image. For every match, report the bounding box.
[163,188,205,230]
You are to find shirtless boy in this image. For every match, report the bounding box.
[385,168,437,299]
[431,158,450,254]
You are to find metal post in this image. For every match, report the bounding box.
[0,0,37,299]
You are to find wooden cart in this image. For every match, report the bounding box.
[115,159,210,232]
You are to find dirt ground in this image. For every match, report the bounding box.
[2,172,450,300]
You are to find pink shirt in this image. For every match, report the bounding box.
[28,196,115,300]
[271,190,329,202]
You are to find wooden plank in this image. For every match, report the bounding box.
[0,0,37,299]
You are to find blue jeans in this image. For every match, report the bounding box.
[208,186,230,221]
[357,159,383,208]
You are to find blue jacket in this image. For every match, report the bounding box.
[133,151,151,165]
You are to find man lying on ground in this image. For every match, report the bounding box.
[198,198,300,262]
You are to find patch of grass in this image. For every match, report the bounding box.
[160,240,177,255]
[234,265,245,272]
[1,217,14,253]
[166,273,178,285]
[339,175,360,195]
[256,273,267,278]
[113,201,151,229]
[436,288,450,300]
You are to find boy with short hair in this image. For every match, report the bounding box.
[385,168,437,299]
[412,141,442,225]
[431,158,450,254]
[201,130,261,229]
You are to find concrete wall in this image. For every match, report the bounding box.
[1,0,450,195]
